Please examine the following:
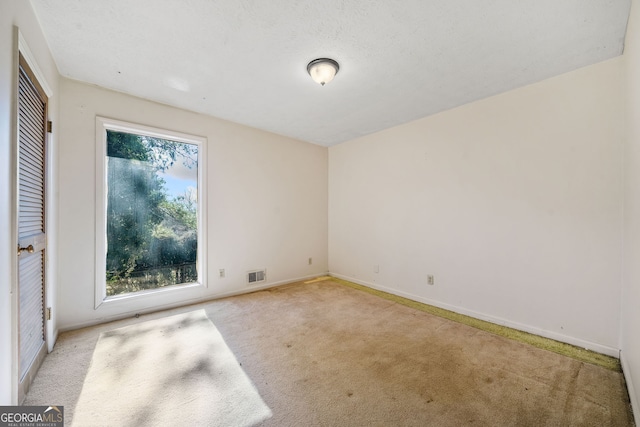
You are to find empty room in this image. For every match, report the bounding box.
[1,0,639,425]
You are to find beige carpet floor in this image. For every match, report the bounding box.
[25,279,635,426]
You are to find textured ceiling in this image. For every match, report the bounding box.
[30,0,631,146]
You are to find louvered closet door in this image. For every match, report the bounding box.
[17,53,47,385]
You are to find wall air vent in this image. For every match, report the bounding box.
[247,269,266,285]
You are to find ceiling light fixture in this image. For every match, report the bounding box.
[307,58,339,86]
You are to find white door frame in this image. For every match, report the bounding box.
[11,28,55,404]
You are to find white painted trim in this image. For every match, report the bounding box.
[99,282,206,306]
[330,273,620,358]
[620,350,639,424]
[42,55,57,354]
[94,117,208,309]
[17,32,52,97]
[94,118,108,309]
[57,272,329,332]
[44,113,55,353]
[10,25,20,407]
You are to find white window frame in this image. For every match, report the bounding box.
[95,117,207,309]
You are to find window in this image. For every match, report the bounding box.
[95,118,206,306]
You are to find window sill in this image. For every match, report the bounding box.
[96,281,206,309]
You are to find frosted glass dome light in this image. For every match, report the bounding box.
[307,58,339,86]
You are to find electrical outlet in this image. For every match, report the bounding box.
[427,275,434,285]
[308,257,313,265]
[219,269,225,278]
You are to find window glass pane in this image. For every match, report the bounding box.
[105,130,198,296]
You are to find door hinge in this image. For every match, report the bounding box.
[47,121,52,133]
[46,307,52,320]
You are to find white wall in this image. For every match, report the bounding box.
[623,0,640,420]
[329,58,625,356]
[0,0,59,405]
[57,78,328,330]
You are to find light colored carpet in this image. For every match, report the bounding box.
[72,310,271,427]
[25,279,635,426]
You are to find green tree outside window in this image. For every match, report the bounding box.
[105,130,198,296]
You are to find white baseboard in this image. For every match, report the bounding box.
[58,272,329,332]
[621,350,640,424]
[329,273,619,358]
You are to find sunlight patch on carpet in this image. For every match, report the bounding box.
[304,276,332,284]
[72,310,271,427]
